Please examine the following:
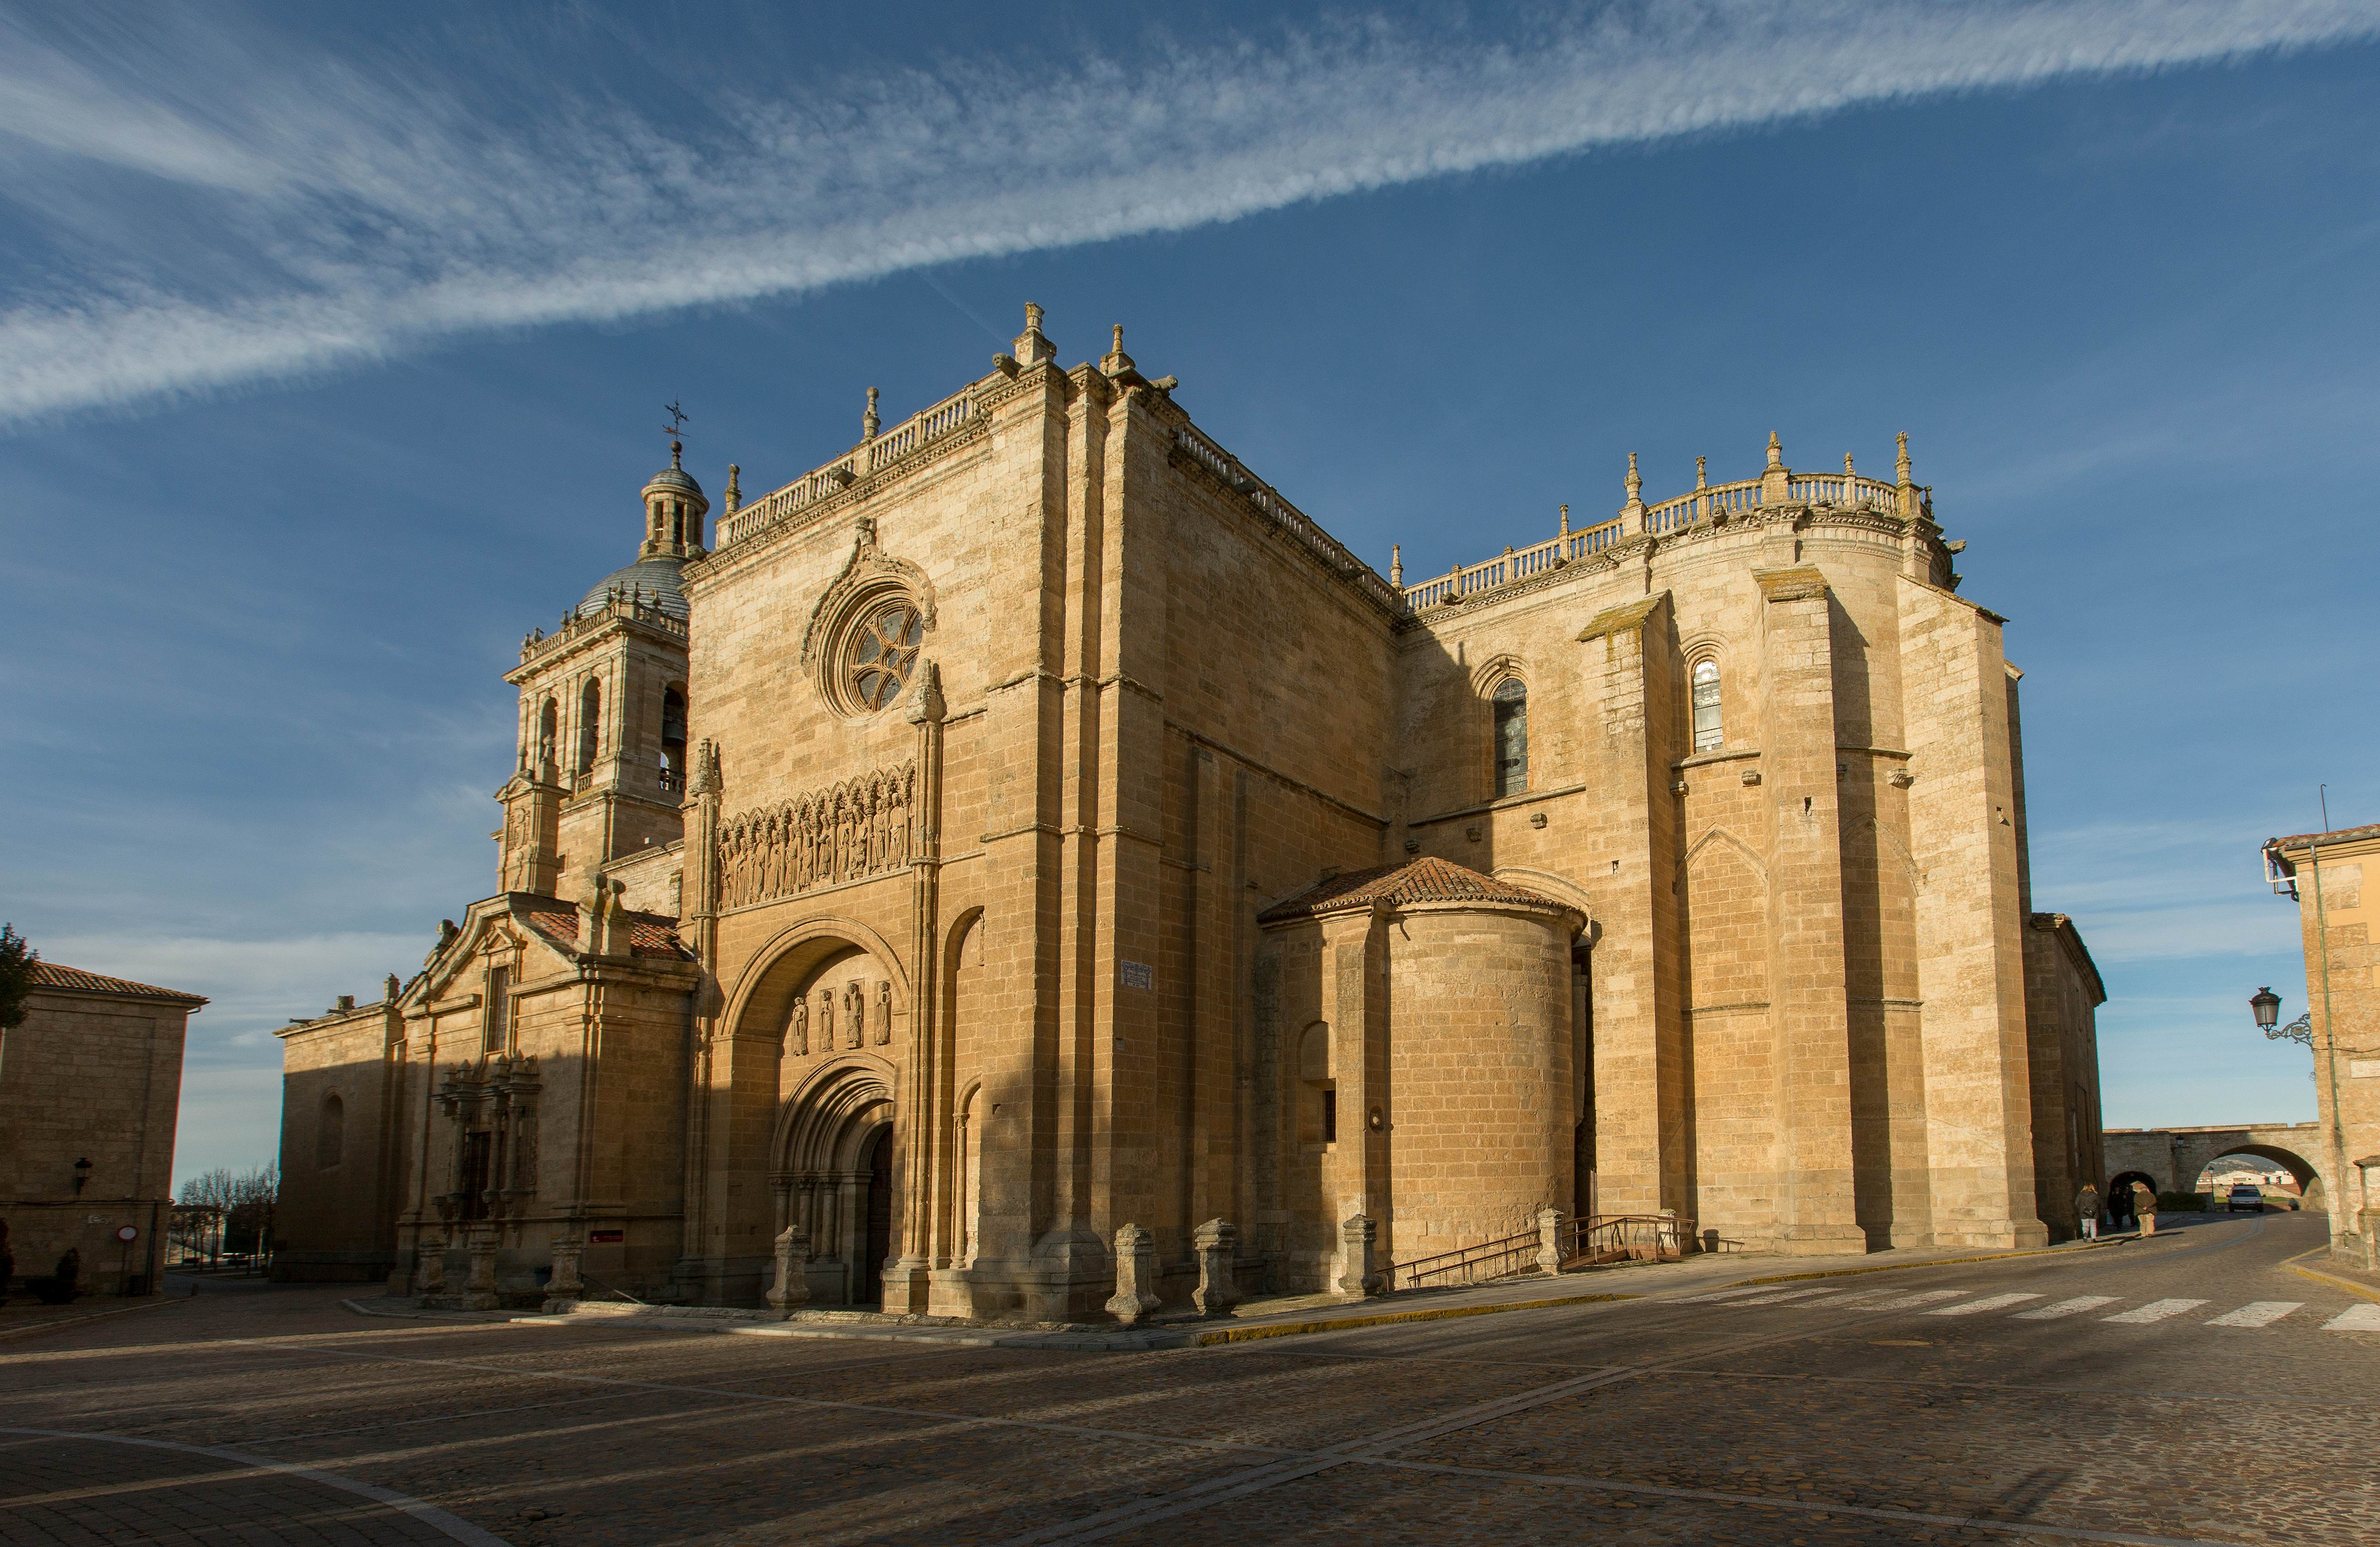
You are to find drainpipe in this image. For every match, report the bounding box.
[2308,838,2349,1255]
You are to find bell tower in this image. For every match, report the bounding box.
[496,411,703,899]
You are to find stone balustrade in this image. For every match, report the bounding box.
[519,588,687,665]
[1172,426,1405,617]
[716,386,980,551]
[1404,446,1929,613]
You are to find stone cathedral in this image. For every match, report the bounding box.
[274,306,2106,1319]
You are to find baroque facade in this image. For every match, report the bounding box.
[275,307,2104,1316]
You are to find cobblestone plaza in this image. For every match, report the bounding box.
[4,1210,2371,1545]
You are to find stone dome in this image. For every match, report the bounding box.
[645,462,704,499]
[576,556,689,620]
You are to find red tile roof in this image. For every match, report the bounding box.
[26,962,207,1005]
[2266,821,2380,853]
[518,905,695,960]
[1258,856,1569,923]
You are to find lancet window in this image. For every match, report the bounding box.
[1492,677,1528,797]
[1691,658,1723,752]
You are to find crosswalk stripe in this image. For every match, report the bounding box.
[2101,1298,2209,1324]
[1865,1290,1970,1311]
[2204,1301,2302,1328]
[1818,1288,1907,1307]
[1925,1293,2041,1317]
[1735,1286,1843,1305]
[2322,1303,2380,1332]
[1667,1286,1777,1304]
[2012,1296,2120,1319]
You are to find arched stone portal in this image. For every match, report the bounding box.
[712,918,912,1309]
[2192,1145,2320,1202]
[2105,1122,2334,1219]
[773,1058,898,1308]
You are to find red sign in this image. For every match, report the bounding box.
[114,1225,139,1242]
[588,1229,624,1243]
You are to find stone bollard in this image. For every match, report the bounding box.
[1192,1218,1242,1317]
[1104,1223,1161,1327]
[767,1224,812,1315]
[1535,1205,1564,1277]
[412,1233,447,1297]
[460,1227,500,1311]
[1334,1214,1383,1301]
[545,1236,584,1308]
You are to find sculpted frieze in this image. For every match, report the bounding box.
[718,761,918,909]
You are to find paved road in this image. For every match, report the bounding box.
[1,1210,2370,1545]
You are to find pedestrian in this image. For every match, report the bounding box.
[2130,1179,2159,1237]
[2075,1181,2101,1241]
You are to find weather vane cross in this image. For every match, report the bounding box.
[662,399,689,441]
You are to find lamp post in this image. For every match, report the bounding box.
[2251,984,2348,1255]
[2251,986,2312,1045]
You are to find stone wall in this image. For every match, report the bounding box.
[2,974,198,1296]
[274,997,401,1281]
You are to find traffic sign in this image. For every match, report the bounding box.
[114,1225,138,1242]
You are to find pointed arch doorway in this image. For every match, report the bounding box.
[861,1126,893,1306]
[775,1061,899,1309]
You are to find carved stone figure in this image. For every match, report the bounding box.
[843,982,864,1050]
[546,1236,584,1304]
[816,989,834,1050]
[874,981,891,1046]
[1104,1222,1161,1327]
[1193,1218,1242,1317]
[715,761,918,909]
[1335,1214,1383,1301]
[790,997,808,1057]
[767,1223,812,1314]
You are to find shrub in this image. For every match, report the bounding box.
[26,1247,80,1306]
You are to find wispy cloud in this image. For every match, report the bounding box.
[3,1,2374,422]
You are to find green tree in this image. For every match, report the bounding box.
[0,923,35,1032]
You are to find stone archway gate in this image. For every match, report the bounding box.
[2102,1123,2329,1206]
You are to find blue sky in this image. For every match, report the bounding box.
[3,1,2374,1185]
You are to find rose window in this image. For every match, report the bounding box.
[846,601,924,710]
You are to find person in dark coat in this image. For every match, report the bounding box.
[2075,1182,2102,1241]
[2131,1180,2160,1237]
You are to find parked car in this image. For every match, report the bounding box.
[2227,1184,2263,1213]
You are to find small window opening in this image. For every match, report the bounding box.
[661,687,688,788]
[316,1093,344,1171]
[536,697,558,769]
[1492,677,1528,797]
[1321,1087,1338,1145]
[1691,659,1723,752]
[484,966,510,1054]
[576,678,602,776]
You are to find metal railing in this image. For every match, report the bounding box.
[1389,1212,1695,1291]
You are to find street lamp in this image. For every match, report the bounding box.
[2250,986,2312,1046]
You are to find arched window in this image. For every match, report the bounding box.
[535,697,558,770]
[576,678,602,776]
[316,1093,344,1170]
[1492,677,1528,797]
[1691,659,1722,752]
[661,686,688,787]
